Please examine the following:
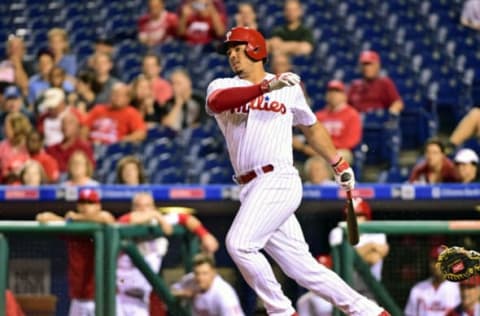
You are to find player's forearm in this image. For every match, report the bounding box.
[300,122,340,164]
[208,84,266,113]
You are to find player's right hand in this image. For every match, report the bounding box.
[332,156,355,190]
[266,72,301,92]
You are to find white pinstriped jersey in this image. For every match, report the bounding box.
[206,73,316,175]
[404,279,460,316]
[171,273,245,316]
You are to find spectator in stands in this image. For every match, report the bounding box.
[448,108,480,151]
[37,88,79,146]
[454,148,479,183]
[461,0,480,31]
[234,2,263,33]
[36,189,115,316]
[47,28,77,77]
[80,35,119,78]
[0,86,34,139]
[409,138,459,184]
[303,156,335,185]
[0,112,31,184]
[116,155,147,185]
[71,69,99,113]
[161,69,204,131]
[446,275,480,316]
[63,150,98,186]
[330,198,389,301]
[46,111,94,175]
[117,192,219,315]
[141,54,173,105]
[347,51,404,116]
[28,48,55,107]
[404,245,460,316]
[19,160,48,186]
[295,80,361,164]
[91,52,119,104]
[268,0,314,56]
[48,66,74,100]
[83,82,147,144]
[171,253,244,315]
[26,130,59,183]
[130,75,163,127]
[138,0,179,47]
[296,254,334,316]
[177,0,227,45]
[0,34,33,96]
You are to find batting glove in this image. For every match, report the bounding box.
[331,156,355,190]
[262,72,301,92]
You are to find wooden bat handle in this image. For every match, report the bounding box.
[346,190,359,245]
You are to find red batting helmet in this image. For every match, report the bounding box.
[218,27,267,61]
[344,197,372,220]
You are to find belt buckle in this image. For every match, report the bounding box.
[232,175,240,184]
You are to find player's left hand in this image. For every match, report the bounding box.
[265,72,301,92]
[201,233,219,254]
[332,156,355,190]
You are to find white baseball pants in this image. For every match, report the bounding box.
[225,166,384,316]
[68,299,95,316]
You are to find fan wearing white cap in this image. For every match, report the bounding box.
[37,87,69,146]
[454,148,479,183]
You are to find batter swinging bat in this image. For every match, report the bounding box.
[342,173,359,245]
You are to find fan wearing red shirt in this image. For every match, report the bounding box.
[293,80,362,164]
[177,0,227,45]
[138,0,178,47]
[26,130,59,183]
[35,189,115,316]
[347,51,403,115]
[409,138,459,184]
[315,80,362,163]
[83,83,147,145]
[46,111,94,173]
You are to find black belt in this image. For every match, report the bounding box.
[236,164,274,184]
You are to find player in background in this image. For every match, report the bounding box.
[296,255,334,316]
[404,245,460,316]
[35,188,115,316]
[206,26,390,316]
[171,253,245,316]
[330,198,389,301]
[446,275,480,316]
[116,192,219,316]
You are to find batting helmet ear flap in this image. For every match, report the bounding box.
[218,27,268,61]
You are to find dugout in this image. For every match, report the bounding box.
[0,183,479,315]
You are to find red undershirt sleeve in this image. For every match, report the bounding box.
[207,83,267,113]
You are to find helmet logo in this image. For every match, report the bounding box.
[225,31,232,41]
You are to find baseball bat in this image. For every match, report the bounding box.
[341,173,359,245]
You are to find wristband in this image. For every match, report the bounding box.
[194,225,209,239]
[260,80,270,93]
[330,154,342,166]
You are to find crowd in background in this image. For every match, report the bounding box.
[0,0,478,186]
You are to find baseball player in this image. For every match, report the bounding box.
[116,192,219,316]
[36,189,115,316]
[404,245,461,316]
[329,198,389,301]
[171,253,245,316]
[206,26,390,316]
[445,275,480,316]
